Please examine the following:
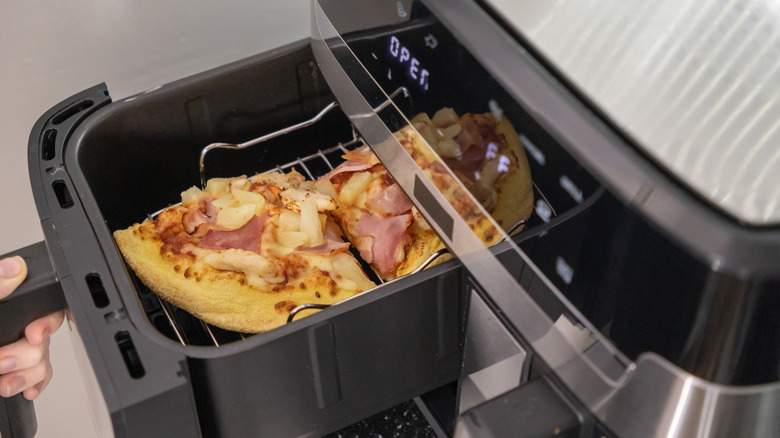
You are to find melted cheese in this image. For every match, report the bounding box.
[201,249,284,284]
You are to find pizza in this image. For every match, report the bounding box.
[114,170,376,333]
[405,108,534,232]
[316,148,447,281]
[316,108,533,280]
[114,108,532,329]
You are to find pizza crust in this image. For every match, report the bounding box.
[392,224,448,278]
[492,116,534,231]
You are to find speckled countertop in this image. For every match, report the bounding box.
[329,400,436,438]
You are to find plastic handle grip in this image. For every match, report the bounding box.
[0,241,66,438]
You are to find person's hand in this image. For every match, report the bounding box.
[0,256,65,400]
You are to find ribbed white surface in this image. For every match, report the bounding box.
[487,0,780,225]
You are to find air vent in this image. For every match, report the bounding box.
[41,129,57,161]
[52,180,74,209]
[86,273,109,308]
[115,331,145,379]
[52,99,93,125]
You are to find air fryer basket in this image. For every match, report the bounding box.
[19,40,466,438]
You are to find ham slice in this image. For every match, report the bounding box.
[200,197,219,218]
[446,113,502,174]
[342,146,381,165]
[366,183,413,215]
[297,239,349,255]
[321,160,377,182]
[160,231,190,254]
[183,198,219,235]
[201,214,266,254]
[356,213,412,275]
[444,144,486,174]
[353,236,375,263]
[321,147,381,182]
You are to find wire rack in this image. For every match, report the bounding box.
[151,138,368,346]
[137,103,555,347]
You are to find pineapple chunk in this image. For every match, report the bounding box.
[300,199,324,247]
[314,179,338,199]
[435,123,462,140]
[432,107,459,127]
[264,240,294,257]
[411,112,433,128]
[278,211,301,231]
[216,204,256,229]
[339,172,373,205]
[205,177,232,196]
[231,187,264,205]
[180,186,206,205]
[436,138,461,158]
[232,187,266,215]
[212,193,237,209]
[330,252,376,291]
[416,124,438,150]
[355,191,369,210]
[275,230,308,248]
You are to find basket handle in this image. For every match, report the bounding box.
[0,241,66,438]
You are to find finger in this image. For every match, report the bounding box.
[23,361,53,401]
[23,386,40,401]
[0,337,48,374]
[0,256,27,300]
[0,360,48,398]
[0,343,49,398]
[25,311,65,345]
[23,363,54,401]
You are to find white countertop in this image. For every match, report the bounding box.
[0,1,308,436]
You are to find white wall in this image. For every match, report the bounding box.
[0,2,308,436]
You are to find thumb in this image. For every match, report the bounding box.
[25,311,66,346]
[0,256,28,300]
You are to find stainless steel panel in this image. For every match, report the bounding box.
[486,0,780,225]
[594,353,780,438]
[459,290,527,414]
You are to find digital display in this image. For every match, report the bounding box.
[388,35,430,91]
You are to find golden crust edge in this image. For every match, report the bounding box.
[392,228,448,279]
[493,116,534,231]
